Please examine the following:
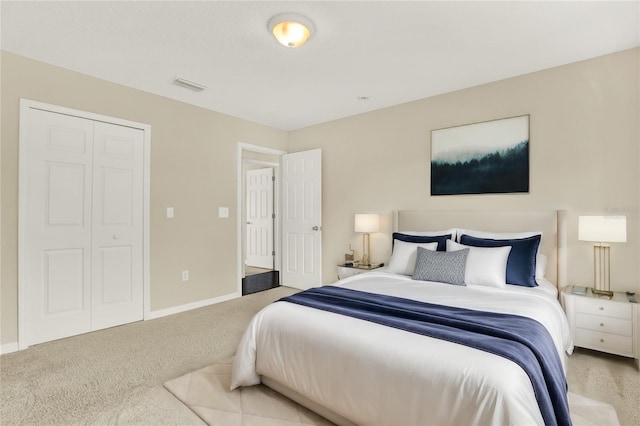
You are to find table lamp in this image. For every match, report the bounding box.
[578,215,626,297]
[355,214,379,267]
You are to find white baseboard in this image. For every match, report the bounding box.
[147,292,240,320]
[1,342,19,355]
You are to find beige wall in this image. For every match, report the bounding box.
[289,48,640,291]
[0,51,288,345]
[2,48,639,347]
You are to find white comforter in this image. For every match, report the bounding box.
[232,272,573,426]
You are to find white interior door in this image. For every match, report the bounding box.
[281,149,322,289]
[21,106,145,346]
[91,122,144,330]
[24,109,94,345]
[246,167,274,269]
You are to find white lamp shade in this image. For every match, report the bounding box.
[355,214,380,233]
[578,216,627,243]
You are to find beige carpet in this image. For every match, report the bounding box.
[0,287,299,426]
[165,359,620,426]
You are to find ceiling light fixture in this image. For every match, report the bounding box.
[173,77,207,92]
[268,13,315,48]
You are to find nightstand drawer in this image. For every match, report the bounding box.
[575,313,632,336]
[575,297,633,320]
[575,328,633,355]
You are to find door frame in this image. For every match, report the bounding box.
[17,99,151,350]
[236,143,286,296]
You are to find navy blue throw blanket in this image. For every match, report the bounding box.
[280,286,571,426]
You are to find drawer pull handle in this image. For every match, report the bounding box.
[599,307,604,310]
[600,323,604,327]
[600,338,605,343]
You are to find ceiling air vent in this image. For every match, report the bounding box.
[173,77,207,92]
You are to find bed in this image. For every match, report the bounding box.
[232,210,573,426]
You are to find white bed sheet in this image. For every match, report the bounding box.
[232,272,573,426]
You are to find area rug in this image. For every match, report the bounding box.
[165,359,620,426]
[164,358,332,425]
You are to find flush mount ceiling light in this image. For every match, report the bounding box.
[268,13,315,48]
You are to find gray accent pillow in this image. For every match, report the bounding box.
[412,246,469,286]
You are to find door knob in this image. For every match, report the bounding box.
[312,226,322,231]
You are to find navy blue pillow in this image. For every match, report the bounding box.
[392,232,452,252]
[459,234,541,287]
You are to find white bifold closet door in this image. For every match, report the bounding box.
[24,108,144,346]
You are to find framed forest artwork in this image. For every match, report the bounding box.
[430,115,529,196]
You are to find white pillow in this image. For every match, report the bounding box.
[446,240,511,288]
[387,240,438,275]
[536,254,548,280]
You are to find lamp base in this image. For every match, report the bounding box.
[592,289,613,298]
[592,244,614,299]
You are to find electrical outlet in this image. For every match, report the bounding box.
[181,270,189,282]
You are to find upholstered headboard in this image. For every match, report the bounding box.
[394,210,567,288]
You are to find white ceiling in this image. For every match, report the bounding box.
[2,1,639,131]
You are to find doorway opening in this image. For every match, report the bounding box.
[237,143,285,296]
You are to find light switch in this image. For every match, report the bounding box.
[219,207,229,218]
[167,207,174,218]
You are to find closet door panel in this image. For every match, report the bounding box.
[25,109,94,345]
[91,122,144,330]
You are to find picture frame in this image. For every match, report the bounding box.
[430,115,530,196]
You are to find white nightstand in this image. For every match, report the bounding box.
[562,286,638,360]
[337,263,383,280]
